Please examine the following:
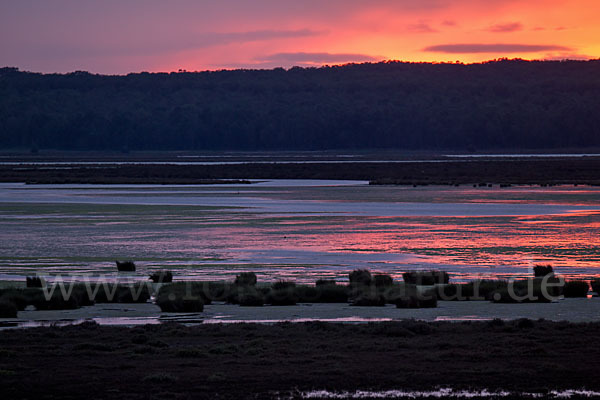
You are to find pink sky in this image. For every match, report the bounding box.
[1,0,598,74]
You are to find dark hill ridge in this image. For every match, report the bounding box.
[1,59,600,151]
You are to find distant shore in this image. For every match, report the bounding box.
[1,156,600,185]
[1,320,599,399]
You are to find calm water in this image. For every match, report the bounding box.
[0,181,599,283]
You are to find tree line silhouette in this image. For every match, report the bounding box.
[1,59,599,151]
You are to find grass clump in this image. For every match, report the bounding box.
[591,279,600,294]
[373,274,394,288]
[237,288,265,307]
[533,265,554,277]
[386,284,438,308]
[438,280,508,301]
[0,301,18,318]
[116,260,136,272]
[491,279,561,303]
[403,270,449,285]
[234,272,257,286]
[563,281,590,298]
[351,293,386,307]
[203,281,233,302]
[266,281,298,306]
[296,283,349,303]
[315,279,337,286]
[271,280,296,291]
[158,282,232,304]
[26,276,44,288]
[30,291,80,310]
[349,269,372,286]
[92,283,151,304]
[149,270,173,283]
[156,291,204,312]
[395,295,438,309]
[0,289,36,310]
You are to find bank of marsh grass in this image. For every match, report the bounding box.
[0,282,152,311]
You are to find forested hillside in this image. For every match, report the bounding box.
[1,59,599,151]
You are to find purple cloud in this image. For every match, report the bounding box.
[488,22,523,33]
[407,22,438,33]
[255,52,381,64]
[423,43,572,54]
[543,53,594,61]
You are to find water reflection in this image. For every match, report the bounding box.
[0,182,599,283]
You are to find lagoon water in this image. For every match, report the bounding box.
[0,181,599,283]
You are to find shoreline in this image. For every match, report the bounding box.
[1,158,600,185]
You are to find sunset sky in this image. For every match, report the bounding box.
[1,0,598,74]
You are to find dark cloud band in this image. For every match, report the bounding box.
[256,52,380,63]
[423,43,572,53]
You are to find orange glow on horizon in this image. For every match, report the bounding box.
[157,0,600,73]
[1,0,599,74]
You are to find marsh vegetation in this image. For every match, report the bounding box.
[0,266,594,319]
[1,319,600,399]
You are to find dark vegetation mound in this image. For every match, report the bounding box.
[563,280,590,298]
[155,292,204,313]
[395,295,437,309]
[351,294,387,307]
[149,270,173,283]
[0,300,18,318]
[0,282,152,312]
[402,271,449,285]
[26,276,44,288]
[295,283,348,303]
[234,272,257,287]
[266,281,298,306]
[348,269,372,286]
[592,279,600,294]
[115,260,136,272]
[237,288,265,307]
[373,274,394,288]
[438,280,509,301]
[533,265,554,277]
[490,279,562,303]
[315,279,337,286]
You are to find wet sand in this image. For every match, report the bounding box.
[2,298,599,329]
